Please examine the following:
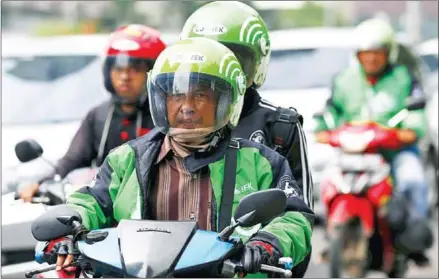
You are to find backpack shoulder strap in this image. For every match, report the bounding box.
[218,138,240,232]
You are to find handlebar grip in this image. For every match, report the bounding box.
[28,196,51,204]
[260,264,292,277]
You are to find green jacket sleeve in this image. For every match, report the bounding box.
[253,151,314,267]
[400,80,427,139]
[66,144,134,230]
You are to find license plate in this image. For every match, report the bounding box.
[338,153,383,172]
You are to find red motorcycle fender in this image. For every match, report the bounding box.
[327,194,375,236]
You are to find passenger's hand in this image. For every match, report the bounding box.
[19,183,40,202]
[43,238,78,271]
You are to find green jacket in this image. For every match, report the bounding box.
[66,128,314,273]
[315,64,427,158]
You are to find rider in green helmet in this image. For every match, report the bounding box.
[180,4,314,275]
[315,18,432,267]
[36,37,314,277]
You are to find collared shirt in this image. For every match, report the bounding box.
[149,136,213,230]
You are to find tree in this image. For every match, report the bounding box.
[266,1,348,29]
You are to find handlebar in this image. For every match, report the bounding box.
[25,262,78,278]
[14,191,52,204]
[222,257,293,278]
[314,122,417,152]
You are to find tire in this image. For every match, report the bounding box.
[329,226,344,278]
[329,220,368,278]
[425,151,438,216]
[387,253,408,278]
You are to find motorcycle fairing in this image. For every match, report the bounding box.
[173,230,238,276]
[76,228,123,274]
[118,220,197,278]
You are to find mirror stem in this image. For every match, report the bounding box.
[218,222,240,241]
[41,157,57,171]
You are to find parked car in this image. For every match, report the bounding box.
[417,37,438,76]
[2,32,178,195]
[257,27,426,215]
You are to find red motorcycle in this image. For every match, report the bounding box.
[314,98,426,278]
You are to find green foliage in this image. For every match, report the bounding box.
[262,1,348,29]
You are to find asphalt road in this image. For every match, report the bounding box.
[305,213,439,278]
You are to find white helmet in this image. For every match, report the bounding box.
[354,18,399,64]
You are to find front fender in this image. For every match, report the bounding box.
[327,194,375,236]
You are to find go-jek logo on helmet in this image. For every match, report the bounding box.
[239,16,269,55]
[193,23,228,35]
[169,52,206,65]
[219,53,243,80]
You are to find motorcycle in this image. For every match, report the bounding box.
[313,97,426,278]
[2,139,97,268]
[25,189,294,278]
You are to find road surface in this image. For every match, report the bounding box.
[305,213,438,278]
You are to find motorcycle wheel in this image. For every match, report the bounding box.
[329,219,368,278]
[387,253,408,278]
[425,151,438,217]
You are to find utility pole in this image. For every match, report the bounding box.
[405,1,422,45]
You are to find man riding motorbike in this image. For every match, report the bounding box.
[39,37,314,277]
[19,24,166,202]
[180,1,314,213]
[314,18,433,267]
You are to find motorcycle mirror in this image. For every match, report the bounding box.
[312,111,325,119]
[406,97,426,111]
[233,189,286,227]
[31,205,82,241]
[15,139,44,163]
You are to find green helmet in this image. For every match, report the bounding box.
[147,37,247,134]
[180,1,270,88]
[354,18,398,64]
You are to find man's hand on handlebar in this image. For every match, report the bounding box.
[44,238,79,271]
[240,240,281,276]
[19,183,40,202]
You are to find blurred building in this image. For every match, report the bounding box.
[1,1,438,40]
[342,1,438,40]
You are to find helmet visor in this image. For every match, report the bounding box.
[148,71,234,133]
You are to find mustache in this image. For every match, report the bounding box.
[175,117,203,124]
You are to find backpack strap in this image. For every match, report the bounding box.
[218,138,240,232]
[270,107,303,155]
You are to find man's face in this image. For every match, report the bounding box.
[357,49,389,76]
[166,86,217,129]
[110,61,149,102]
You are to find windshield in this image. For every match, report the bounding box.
[261,48,353,90]
[2,55,108,125]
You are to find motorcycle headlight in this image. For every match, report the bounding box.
[339,130,375,152]
[2,166,21,194]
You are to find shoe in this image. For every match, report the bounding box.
[408,252,431,268]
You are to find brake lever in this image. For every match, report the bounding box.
[260,264,292,278]
[25,261,78,278]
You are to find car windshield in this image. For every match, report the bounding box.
[261,47,353,90]
[2,55,108,125]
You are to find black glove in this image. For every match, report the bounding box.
[43,237,79,264]
[241,240,281,274]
